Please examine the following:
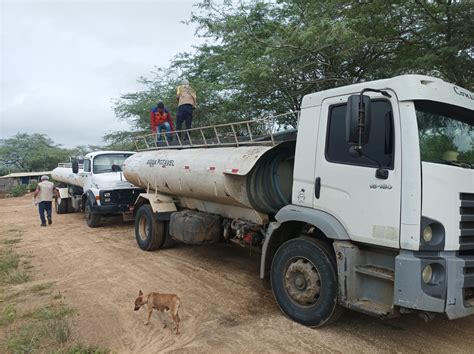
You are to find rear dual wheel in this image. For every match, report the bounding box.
[55,198,68,214]
[135,205,175,251]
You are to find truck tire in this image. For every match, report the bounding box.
[55,198,68,214]
[270,236,343,327]
[135,205,165,251]
[85,202,101,228]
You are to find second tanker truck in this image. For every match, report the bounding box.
[52,151,144,227]
[123,75,474,327]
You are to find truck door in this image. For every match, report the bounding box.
[80,158,92,190]
[313,94,401,248]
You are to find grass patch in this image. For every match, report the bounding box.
[1,289,23,302]
[52,292,63,300]
[0,247,31,284]
[6,303,74,352]
[31,282,55,293]
[0,248,20,272]
[44,317,72,344]
[3,239,21,245]
[23,262,34,271]
[0,230,110,353]
[2,269,31,284]
[58,344,110,354]
[0,304,16,325]
[6,323,42,353]
[25,303,74,321]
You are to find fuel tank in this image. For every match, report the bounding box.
[123,141,295,214]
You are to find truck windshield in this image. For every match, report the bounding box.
[93,154,132,174]
[415,100,473,168]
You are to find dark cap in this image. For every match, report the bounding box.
[157,102,164,109]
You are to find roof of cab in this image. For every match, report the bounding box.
[84,151,136,159]
[301,75,473,112]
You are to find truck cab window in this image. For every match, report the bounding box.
[83,159,91,172]
[93,154,132,174]
[415,100,473,168]
[326,100,394,169]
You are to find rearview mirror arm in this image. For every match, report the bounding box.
[356,88,392,150]
[350,146,389,180]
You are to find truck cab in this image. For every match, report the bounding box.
[53,151,145,227]
[267,75,473,324]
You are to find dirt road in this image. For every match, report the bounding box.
[1,194,474,353]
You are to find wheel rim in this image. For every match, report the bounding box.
[284,257,321,306]
[138,214,149,241]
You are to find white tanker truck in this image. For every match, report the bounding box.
[123,75,474,327]
[52,151,144,227]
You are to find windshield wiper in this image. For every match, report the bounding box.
[441,160,473,169]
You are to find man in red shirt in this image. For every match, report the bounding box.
[150,102,174,142]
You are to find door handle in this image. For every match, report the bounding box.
[315,177,321,199]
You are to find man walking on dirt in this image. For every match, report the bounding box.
[176,78,197,141]
[34,175,56,227]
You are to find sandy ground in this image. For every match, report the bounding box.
[1,194,474,353]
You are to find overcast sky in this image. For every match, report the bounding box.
[0,0,205,148]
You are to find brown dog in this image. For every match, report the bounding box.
[134,290,182,334]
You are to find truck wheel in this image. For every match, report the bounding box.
[55,198,68,214]
[85,202,101,228]
[135,205,164,251]
[270,236,343,327]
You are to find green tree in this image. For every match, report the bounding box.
[102,130,140,151]
[113,0,473,133]
[0,134,71,174]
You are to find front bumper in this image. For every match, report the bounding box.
[394,250,474,319]
[90,203,133,215]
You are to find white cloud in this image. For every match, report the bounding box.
[0,0,204,147]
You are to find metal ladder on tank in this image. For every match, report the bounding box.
[134,111,299,151]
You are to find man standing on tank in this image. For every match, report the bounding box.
[176,78,197,141]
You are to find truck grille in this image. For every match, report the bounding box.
[462,257,474,306]
[460,193,474,251]
[101,189,144,205]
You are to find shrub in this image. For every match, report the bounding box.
[8,185,28,197]
[28,180,38,192]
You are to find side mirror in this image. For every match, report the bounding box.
[346,94,372,147]
[72,160,79,174]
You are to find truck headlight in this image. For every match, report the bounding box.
[420,217,445,251]
[422,225,433,243]
[420,262,446,299]
[422,265,433,284]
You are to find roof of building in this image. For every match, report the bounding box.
[0,171,52,179]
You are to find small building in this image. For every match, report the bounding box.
[0,171,52,192]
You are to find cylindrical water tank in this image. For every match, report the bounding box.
[52,166,84,187]
[123,141,295,215]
